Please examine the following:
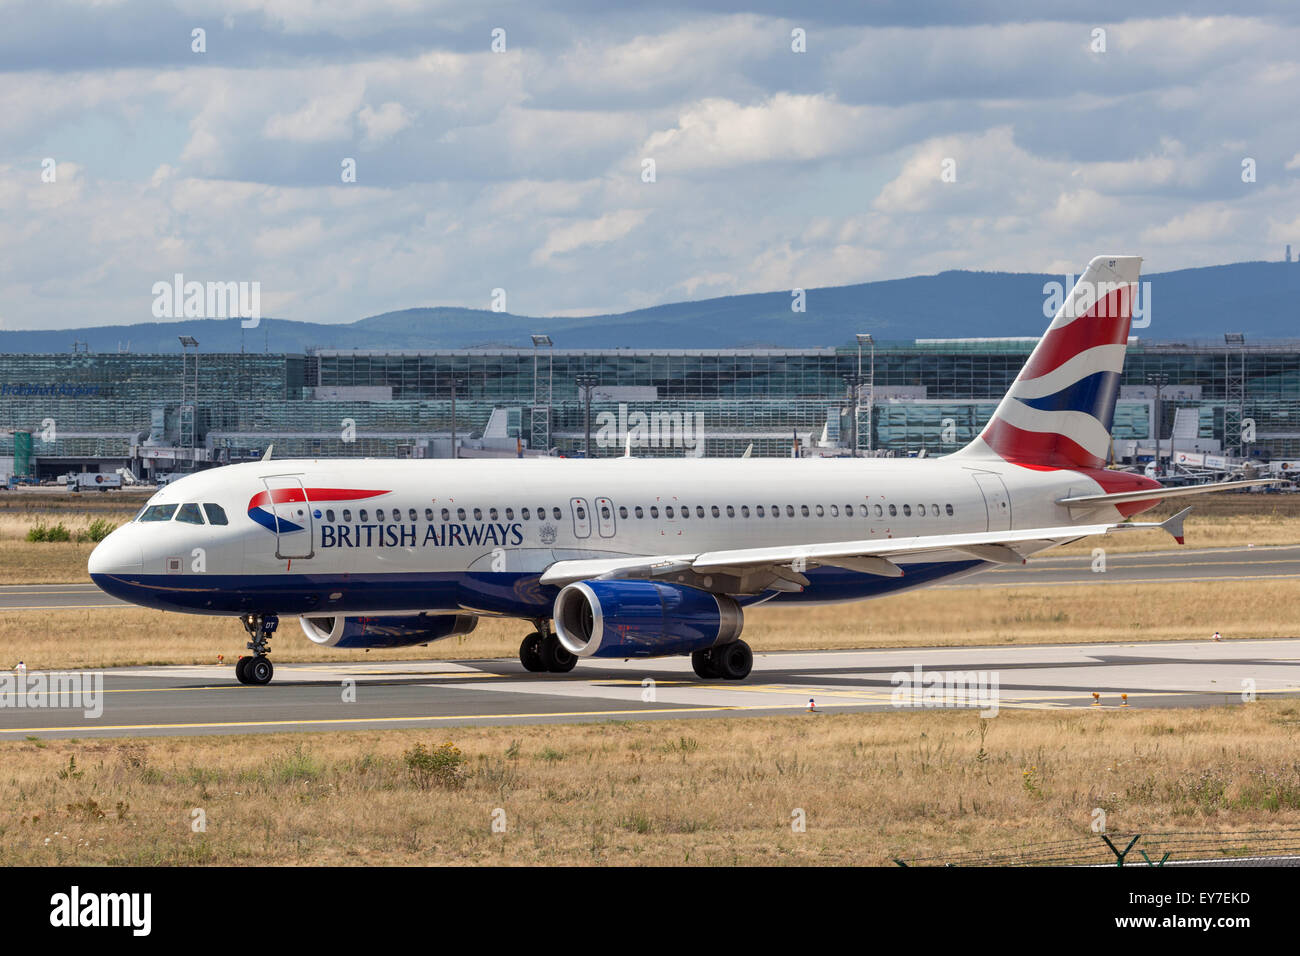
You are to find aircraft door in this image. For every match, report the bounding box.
[570,497,592,539]
[262,476,315,559]
[595,496,616,538]
[973,473,1012,532]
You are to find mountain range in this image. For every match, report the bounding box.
[1,260,1296,353]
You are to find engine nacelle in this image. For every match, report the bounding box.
[553,580,743,658]
[299,613,478,649]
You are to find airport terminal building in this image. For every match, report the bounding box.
[2,337,1299,481]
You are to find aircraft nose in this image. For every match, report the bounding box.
[88,526,143,577]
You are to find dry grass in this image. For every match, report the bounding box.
[4,701,1300,865]
[3,578,1297,671]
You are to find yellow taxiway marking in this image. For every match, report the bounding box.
[938,572,1300,590]
[0,703,816,734]
[1,604,124,610]
[76,671,509,697]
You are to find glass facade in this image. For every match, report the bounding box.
[3,341,1299,468]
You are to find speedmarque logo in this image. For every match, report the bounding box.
[49,886,151,936]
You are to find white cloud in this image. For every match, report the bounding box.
[358,101,414,147]
[532,209,649,264]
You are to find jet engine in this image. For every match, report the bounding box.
[552,580,743,658]
[299,613,478,649]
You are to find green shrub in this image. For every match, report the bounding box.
[26,522,72,542]
[404,742,466,789]
[76,519,117,543]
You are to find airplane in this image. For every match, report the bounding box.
[88,255,1276,684]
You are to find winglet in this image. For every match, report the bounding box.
[261,444,274,462]
[1161,506,1193,545]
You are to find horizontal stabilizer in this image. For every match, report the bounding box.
[1057,478,1283,507]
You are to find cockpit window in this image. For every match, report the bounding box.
[139,504,177,522]
[204,503,228,525]
[176,503,205,525]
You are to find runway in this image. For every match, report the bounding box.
[3,545,1296,612]
[4,637,1299,738]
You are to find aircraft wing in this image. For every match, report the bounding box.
[538,518,1178,594]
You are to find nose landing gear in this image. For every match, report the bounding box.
[235,613,278,685]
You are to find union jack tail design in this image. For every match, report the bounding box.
[957,255,1142,470]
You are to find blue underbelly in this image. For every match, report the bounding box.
[91,559,989,617]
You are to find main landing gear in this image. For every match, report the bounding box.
[691,640,753,681]
[235,613,278,685]
[519,621,576,674]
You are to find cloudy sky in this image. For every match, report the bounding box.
[2,0,1299,330]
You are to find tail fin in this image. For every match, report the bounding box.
[955,255,1142,470]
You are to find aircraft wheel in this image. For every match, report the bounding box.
[519,633,547,672]
[246,656,274,685]
[714,641,753,681]
[235,656,250,684]
[541,635,576,673]
[691,649,722,679]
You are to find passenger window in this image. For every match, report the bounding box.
[376,509,385,521]
[522,507,531,520]
[634,506,644,518]
[903,504,912,517]
[457,508,466,521]
[946,504,954,516]
[489,508,498,520]
[506,508,515,520]
[140,503,177,522]
[875,504,883,517]
[740,506,749,518]
[618,506,628,519]
[474,508,483,521]
[756,506,765,517]
[650,506,659,518]
[409,508,417,521]
[786,505,795,517]
[552,507,562,520]
[696,506,705,518]
[425,508,434,521]
[575,506,586,520]
[204,503,229,525]
[888,505,897,517]
[601,505,611,519]
[918,504,926,516]
[176,502,204,525]
[326,509,336,523]
[343,509,352,522]
[442,508,451,521]
[666,506,675,518]
[725,505,734,517]
[932,503,939,515]
[830,505,839,517]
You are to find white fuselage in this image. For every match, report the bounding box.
[88,456,1115,619]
